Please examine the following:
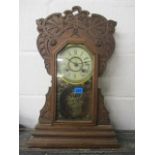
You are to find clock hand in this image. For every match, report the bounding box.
[65,58,79,66]
[65,58,90,65]
[65,58,75,64]
[77,61,91,64]
[65,58,71,61]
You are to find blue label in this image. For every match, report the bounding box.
[73,87,83,94]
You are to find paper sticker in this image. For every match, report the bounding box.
[73,87,83,94]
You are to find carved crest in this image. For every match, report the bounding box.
[36,6,117,76]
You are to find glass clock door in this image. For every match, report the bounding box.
[56,44,95,121]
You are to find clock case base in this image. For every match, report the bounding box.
[28,88,119,148]
[28,124,119,148]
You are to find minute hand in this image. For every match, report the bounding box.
[78,61,91,64]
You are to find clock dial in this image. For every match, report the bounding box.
[57,44,94,84]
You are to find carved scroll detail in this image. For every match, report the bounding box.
[36,6,117,76]
[39,87,52,123]
[97,89,110,125]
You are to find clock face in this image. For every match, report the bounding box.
[57,44,94,84]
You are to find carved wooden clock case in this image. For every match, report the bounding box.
[28,6,119,148]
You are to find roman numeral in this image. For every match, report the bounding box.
[74,49,77,55]
[84,57,89,60]
[80,51,83,56]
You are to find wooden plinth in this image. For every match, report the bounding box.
[28,124,119,148]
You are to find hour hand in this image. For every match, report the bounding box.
[65,58,77,65]
[65,58,70,61]
[65,58,73,63]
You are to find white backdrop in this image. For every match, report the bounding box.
[19,0,135,130]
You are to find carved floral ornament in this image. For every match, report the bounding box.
[36,6,117,76]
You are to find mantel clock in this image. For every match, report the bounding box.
[28,6,119,148]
